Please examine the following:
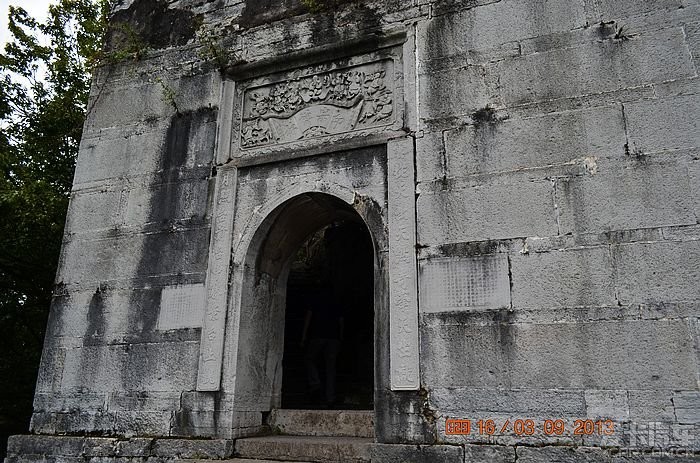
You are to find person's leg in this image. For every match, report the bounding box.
[304,339,323,396]
[323,339,341,406]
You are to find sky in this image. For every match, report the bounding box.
[0,0,54,50]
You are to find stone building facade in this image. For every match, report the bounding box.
[6,0,700,461]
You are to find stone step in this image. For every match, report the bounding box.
[234,435,372,462]
[268,409,374,438]
[188,460,314,463]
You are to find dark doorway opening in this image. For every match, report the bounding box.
[281,221,374,410]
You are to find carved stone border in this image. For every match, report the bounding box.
[223,29,408,168]
[197,28,420,393]
[197,77,238,391]
[237,59,396,151]
[197,164,237,391]
[387,136,420,390]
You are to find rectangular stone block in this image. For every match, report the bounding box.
[370,443,464,463]
[419,254,510,312]
[673,391,700,424]
[625,94,700,154]
[517,446,610,463]
[585,390,630,420]
[30,409,118,434]
[557,160,696,234]
[268,409,374,438]
[65,187,125,233]
[464,444,516,463]
[415,130,445,182]
[74,125,166,186]
[123,177,212,227]
[80,437,118,457]
[197,168,237,392]
[685,20,700,70]
[416,179,557,244]
[628,390,677,422]
[151,438,233,458]
[613,240,700,303]
[61,341,199,393]
[430,387,587,416]
[85,74,219,132]
[157,283,206,330]
[57,235,138,286]
[497,27,695,105]
[171,410,236,437]
[179,391,235,412]
[419,0,585,59]
[586,0,685,22]
[387,136,420,390]
[84,82,169,132]
[58,227,210,285]
[421,313,699,390]
[47,288,131,343]
[690,160,700,220]
[519,28,587,56]
[106,391,180,413]
[514,320,698,391]
[114,438,155,457]
[6,435,85,456]
[444,106,626,176]
[235,435,371,462]
[33,392,107,413]
[419,65,491,121]
[50,286,201,347]
[511,246,617,309]
[76,106,217,190]
[34,344,67,394]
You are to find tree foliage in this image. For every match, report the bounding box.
[0,0,109,453]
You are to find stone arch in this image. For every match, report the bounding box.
[225,189,388,415]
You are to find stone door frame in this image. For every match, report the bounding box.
[194,30,422,424]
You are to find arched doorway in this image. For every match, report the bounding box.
[231,192,379,414]
[282,220,374,409]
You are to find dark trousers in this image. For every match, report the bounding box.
[304,338,340,405]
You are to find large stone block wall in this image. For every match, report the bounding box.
[413,0,700,457]
[9,0,699,461]
[30,25,223,435]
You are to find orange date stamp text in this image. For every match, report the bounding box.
[445,418,615,436]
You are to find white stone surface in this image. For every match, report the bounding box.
[197,167,238,391]
[419,255,510,312]
[387,136,420,390]
[157,284,206,330]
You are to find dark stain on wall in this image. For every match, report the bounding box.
[125,108,217,345]
[84,287,107,345]
[152,108,217,226]
[239,0,307,29]
[375,389,437,444]
[125,288,162,341]
[309,3,381,48]
[239,0,372,32]
[436,239,505,257]
[172,391,224,437]
[106,0,199,51]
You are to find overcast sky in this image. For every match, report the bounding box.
[0,0,54,50]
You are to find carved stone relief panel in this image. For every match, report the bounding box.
[228,47,404,164]
[240,60,395,149]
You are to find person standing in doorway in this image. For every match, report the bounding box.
[300,276,344,408]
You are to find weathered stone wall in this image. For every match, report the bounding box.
[413,0,700,458]
[7,0,699,461]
